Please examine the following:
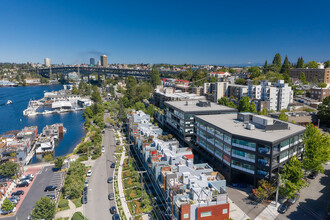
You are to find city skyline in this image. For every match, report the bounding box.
[0,0,330,65]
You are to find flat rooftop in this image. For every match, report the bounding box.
[165,100,237,113]
[196,114,305,143]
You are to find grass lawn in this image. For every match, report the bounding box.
[72,197,82,208]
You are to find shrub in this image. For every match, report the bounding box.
[72,211,88,220]
[44,153,53,162]
[58,199,69,209]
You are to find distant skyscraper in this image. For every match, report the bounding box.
[100,55,108,67]
[90,58,95,66]
[97,60,101,66]
[44,58,51,67]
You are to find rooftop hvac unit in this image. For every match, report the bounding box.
[247,123,255,130]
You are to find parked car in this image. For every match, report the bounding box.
[85,180,89,187]
[108,193,114,200]
[107,177,113,183]
[26,174,34,178]
[307,171,318,179]
[81,195,87,204]
[9,196,20,201]
[8,199,18,205]
[0,183,8,187]
[86,170,92,177]
[102,147,105,153]
[83,187,88,195]
[46,194,56,200]
[110,163,115,168]
[11,190,24,196]
[278,202,290,214]
[110,206,117,214]
[287,194,300,205]
[16,181,29,187]
[112,214,120,220]
[0,207,16,215]
[44,186,57,192]
[116,142,120,145]
[19,178,31,184]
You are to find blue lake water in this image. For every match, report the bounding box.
[0,84,85,163]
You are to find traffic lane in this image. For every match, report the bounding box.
[106,129,116,210]
[85,128,115,219]
[4,166,55,220]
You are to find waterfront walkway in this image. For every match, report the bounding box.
[117,130,133,220]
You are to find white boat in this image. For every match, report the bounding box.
[43,110,55,115]
[6,100,12,105]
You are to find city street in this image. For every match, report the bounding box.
[85,123,117,220]
[3,165,58,220]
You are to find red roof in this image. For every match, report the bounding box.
[176,79,189,83]
[210,71,226,74]
[184,154,194,159]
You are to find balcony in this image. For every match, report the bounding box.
[258,147,270,155]
[215,134,223,140]
[207,138,214,145]
[281,145,289,151]
[257,159,270,167]
[257,170,268,178]
[233,143,256,152]
[232,154,255,163]
[232,164,255,174]
[223,160,230,166]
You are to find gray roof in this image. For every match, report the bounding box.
[164,100,237,113]
[196,114,305,143]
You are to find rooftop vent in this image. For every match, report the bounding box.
[247,123,255,130]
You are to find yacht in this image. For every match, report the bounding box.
[6,100,12,105]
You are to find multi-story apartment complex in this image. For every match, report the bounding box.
[290,67,330,83]
[203,82,229,102]
[164,100,237,144]
[100,54,108,67]
[44,58,51,67]
[154,86,205,108]
[248,80,293,111]
[194,112,305,186]
[128,110,230,220]
[310,87,330,101]
[227,84,248,100]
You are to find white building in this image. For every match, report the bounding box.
[44,58,51,67]
[203,82,229,102]
[248,80,293,111]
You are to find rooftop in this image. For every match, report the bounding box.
[196,113,305,143]
[165,100,237,113]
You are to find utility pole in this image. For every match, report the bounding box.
[138,171,146,202]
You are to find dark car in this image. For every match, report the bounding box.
[16,181,29,187]
[307,171,318,179]
[110,206,117,214]
[11,190,24,196]
[81,195,87,204]
[9,195,20,201]
[116,142,120,145]
[110,163,116,168]
[278,202,290,214]
[83,187,88,195]
[287,194,300,205]
[44,186,57,192]
[107,177,113,183]
[108,193,114,200]
[46,195,56,200]
[112,214,120,220]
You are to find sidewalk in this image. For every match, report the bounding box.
[255,201,280,220]
[117,131,133,220]
[55,199,83,219]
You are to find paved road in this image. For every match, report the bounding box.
[85,123,117,220]
[277,163,330,220]
[3,165,56,220]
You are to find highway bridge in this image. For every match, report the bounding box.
[28,66,181,80]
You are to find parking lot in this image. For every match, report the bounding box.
[43,171,65,200]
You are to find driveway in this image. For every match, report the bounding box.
[85,126,117,220]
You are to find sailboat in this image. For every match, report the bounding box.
[6,100,12,105]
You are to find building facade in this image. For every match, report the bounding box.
[194,113,305,186]
[227,84,248,100]
[164,100,237,144]
[203,82,229,102]
[90,58,95,66]
[310,87,330,101]
[290,68,330,83]
[100,54,108,67]
[44,58,51,67]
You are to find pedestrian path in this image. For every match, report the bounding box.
[117,131,133,220]
[255,201,280,220]
[55,199,83,219]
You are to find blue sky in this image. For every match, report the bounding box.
[0,0,329,65]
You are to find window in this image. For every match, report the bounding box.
[224,134,231,143]
[222,209,228,214]
[183,213,189,219]
[201,211,212,217]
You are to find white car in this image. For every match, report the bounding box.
[84,180,89,187]
[101,147,105,153]
[86,170,92,177]
[0,207,16,215]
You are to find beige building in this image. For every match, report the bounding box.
[100,55,108,67]
[44,58,51,67]
[290,68,330,83]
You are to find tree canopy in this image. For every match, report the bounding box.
[307,61,318,68]
[317,96,330,124]
[0,161,18,177]
[281,56,291,74]
[31,197,56,220]
[1,198,14,211]
[296,57,304,68]
[150,68,161,88]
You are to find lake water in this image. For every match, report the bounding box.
[0,84,85,163]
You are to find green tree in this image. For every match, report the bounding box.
[109,85,115,97]
[72,86,80,95]
[296,57,304,68]
[303,123,330,173]
[31,197,56,220]
[150,68,161,88]
[54,157,65,169]
[0,161,18,177]
[235,78,245,85]
[318,82,327,88]
[1,198,14,211]
[248,66,261,79]
[44,153,53,162]
[250,102,257,113]
[218,97,228,106]
[280,157,307,199]
[178,69,193,81]
[252,179,276,201]
[278,110,288,121]
[72,211,88,220]
[281,56,291,74]
[91,86,102,104]
[117,103,127,122]
[238,97,251,112]
[134,101,145,112]
[317,96,330,124]
[307,61,318,68]
[324,60,330,68]
[146,105,155,116]
[263,60,269,73]
[258,108,269,116]
[272,53,282,67]
[298,72,306,83]
[83,106,94,119]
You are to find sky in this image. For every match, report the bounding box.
[0,0,329,65]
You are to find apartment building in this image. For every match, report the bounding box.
[194,112,305,186]
[310,87,330,101]
[227,84,248,100]
[164,100,237,144]
[248,80,293,111]
[290,68,330,83]
[203,82,229,102]
[127,110,230,220]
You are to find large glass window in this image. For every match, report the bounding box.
[224,145,231,154]
[215,149,223,158]
[215,139,223,150]
[232,149,255,160]
[208,127,214,134]
[224,134,231,144]
[232,138,256,150]
[281,140,289,149]
[215,130,223,140]
[232,159,255,171]
[280,151,288,160]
